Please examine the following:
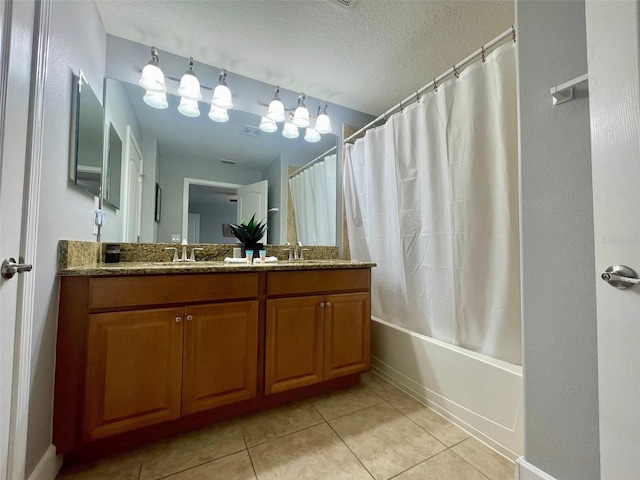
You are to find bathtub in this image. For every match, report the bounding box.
[371,316,523,459]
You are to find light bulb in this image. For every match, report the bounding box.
[259,116,277,133]
[139,47,166,93]
[304,127,321,143]
[178,97,200,117]
[267,87,285,122]
[315,104,331,134]
[208,105,229,122]
[282,121,299,139]
[143,90,168,109]
[177,57,202,101]
[212,70,233,109]
[292,93,310,128]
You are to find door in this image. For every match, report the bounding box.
[585,3,640,478]
[187,213,200,243]
[83,307,183,440]
[182,301,258,415]
[122,126,143,242]
[237,180,268,243]
[323,292,371,380]
[0,1,37,478]
[265,296,324,394]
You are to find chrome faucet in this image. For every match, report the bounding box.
[283,242,294,261]
[296,242,310,260]
[165,240,201,262]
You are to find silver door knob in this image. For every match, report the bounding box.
[601,265,640,289]
[186,314,193,321]
[1,257,32,279]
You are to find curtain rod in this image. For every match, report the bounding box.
[289,145,338,178]
[344,26,516,144]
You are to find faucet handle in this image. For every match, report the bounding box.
[299,248,310,260]
[164,247,179,262]
[282,247,294,261]
[189,247,204,262]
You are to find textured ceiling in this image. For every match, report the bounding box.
[95,0,514,116]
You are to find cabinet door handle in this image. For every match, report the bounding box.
[325,302,332,307]
[186,314,193,321]
[319,302,325,307]
[175,316,182,323]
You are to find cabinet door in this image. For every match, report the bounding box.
[265,296,324,394]
[323,292,371,380]
[182,301,258,415]
[83,307,183,440]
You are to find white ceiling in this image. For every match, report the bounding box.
[95,0,514,116]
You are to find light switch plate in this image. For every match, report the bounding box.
[171,234,181,243]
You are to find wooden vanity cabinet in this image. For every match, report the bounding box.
[264,270,371,395]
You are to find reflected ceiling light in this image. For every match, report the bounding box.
[212,69,233,109]
[292,93,310,128]
[304,127,321,143]
[143,90,168,109]
[282,114,299,139]
[177,57,202,101]
[315,102,332,134]
[259,116,278,133]
[267,87,285,123]
[178,97,200,117]
[139,47,166,93]
[208,105,229,122]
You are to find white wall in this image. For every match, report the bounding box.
[516,1,599,479]
[140,131,159,242]
[260,156,283,245]
[27,0,106,476]
[157,151,261,243]
[189,202,237,244]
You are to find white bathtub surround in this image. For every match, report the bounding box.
[371,317,523,458]
[344,42,520,365]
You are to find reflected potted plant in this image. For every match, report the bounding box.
[229,214,267,255]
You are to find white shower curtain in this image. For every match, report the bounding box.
[290,154,337,245]
[344,43,521,365]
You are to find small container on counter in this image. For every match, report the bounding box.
[104,244,121,263]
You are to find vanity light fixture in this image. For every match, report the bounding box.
[212,69,233,109]
[178,97,200,117]
[282,113,299,139]
[267,87,286,123]
[292,93,310,128]
[143,90,169,109]
[304,127,321,143]
[208,105,229,123]
[315,102,332,134]
[177,57,202,101]
[259,116,278,133]
[139,47,166,93]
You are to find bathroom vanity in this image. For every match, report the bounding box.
[53,260,373,458]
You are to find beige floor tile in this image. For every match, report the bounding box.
[139,421,246,480]
[329,402,446,480]
[452,438,514,480]
[361,373,407,402]
[312,384,384,420]
[240,399,324,447]
[385,391,469,446]
[162,451,256,480]
[249,423,373,480]
[393,450,488,479]
[56,448,144,480]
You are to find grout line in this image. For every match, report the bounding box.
[386,450,443,479]
[448,448,493,480]
[324,420,376,480]
[148,447,247,480]
[246,449,259,480]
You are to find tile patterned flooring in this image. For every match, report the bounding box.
[57,373,514,480]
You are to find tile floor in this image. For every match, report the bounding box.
[57,373,514,480]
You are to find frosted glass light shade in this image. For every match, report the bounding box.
[267,99,285,122]
[282,122,299,139]
[292,105,310,128]
[139,63,166,93]
[212,84,233,109]
[178,97,200,117]
[304,127,321,143]
[259,116,277,133]
[208,105,229,122]
[177,72,202,101]
[143,90,168,109]
[315,113,331,134]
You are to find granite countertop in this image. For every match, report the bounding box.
[58,259,376,277]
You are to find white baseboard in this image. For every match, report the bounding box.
[516,457,557,480]
[27,445,62,480]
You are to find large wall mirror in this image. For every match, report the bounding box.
[69,71,103,197]
[103,77,338,246]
